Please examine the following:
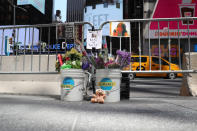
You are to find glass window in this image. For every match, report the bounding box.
[116,2,120,8]
[152,57,159,64]
[92,5,96,9]
[104,2,108,8]
[131,57,147,62]
[161,59,169,65]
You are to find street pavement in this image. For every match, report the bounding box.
[0,78,197,131]
[130,77,182,98]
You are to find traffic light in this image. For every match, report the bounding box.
[9,38,12,44]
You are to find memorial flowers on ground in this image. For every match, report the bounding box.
[56,48,82,71]
[81,50,131,70]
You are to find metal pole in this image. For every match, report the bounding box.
[168,21,171,70]
[177,21,182,69]
[187,19,191,70]
[129,27,132,71]
[15,28,19,71]
[110,37,112,55]
[0,29,4,71]
[39,28,42,72]
[31,28,34,72]
[120,37,122,51]
[139,22,142,71]
[23,28,27,71]
[47,27,50,72]
[148,22,151,71]
[158,21,161,70]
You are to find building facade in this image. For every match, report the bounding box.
[67,0,85,22]
[0,0,13,25]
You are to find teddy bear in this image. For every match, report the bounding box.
[91,89,106,104]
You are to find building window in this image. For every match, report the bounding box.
[116,2,120,8]
[85,7,87,13]
[92,4,96,9]
[104,2,108,8]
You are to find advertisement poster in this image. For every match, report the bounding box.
[110,22,130,37]
[87,30,102,49]
[148,0,197,39]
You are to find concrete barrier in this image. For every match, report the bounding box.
[180,53,197,96]
[0,55,61,96]
[0,55,56,72]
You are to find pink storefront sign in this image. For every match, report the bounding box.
[148,0,197,38]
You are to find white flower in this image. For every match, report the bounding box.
[72,61,76,65]
[80,62,82,66]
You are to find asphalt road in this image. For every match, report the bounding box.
[130,77,182,98]
[0,78,197,131]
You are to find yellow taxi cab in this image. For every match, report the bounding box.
[123,55,183,80]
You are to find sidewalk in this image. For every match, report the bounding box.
[0,94,197,131]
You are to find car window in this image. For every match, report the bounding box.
[131,57,147,62]
[161,59,169,65]
[152,57,169,65]
[152,57,159,64]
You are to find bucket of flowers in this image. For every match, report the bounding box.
[56,48,85,101]
[82,49,131,103]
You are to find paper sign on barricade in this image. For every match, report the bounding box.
[87,30,102,49]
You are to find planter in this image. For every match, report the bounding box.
[96,69,122,102]
[60,69,85,101]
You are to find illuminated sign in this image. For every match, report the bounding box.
[17,0,45,14]
[148,0,197,39]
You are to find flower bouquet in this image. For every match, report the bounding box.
[55,48,82,72]
[82,50,131,70]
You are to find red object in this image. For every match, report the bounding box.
[57,54,63,66]
[104,43,107,49]
[82,51,87,56]
[66,57,70,61]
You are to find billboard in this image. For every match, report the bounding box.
[148,0,197,39]
[84,0,123,37]
[17,0,45,14]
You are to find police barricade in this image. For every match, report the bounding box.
[98,17,197,99]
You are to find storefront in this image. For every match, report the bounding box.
[144,0,197,64]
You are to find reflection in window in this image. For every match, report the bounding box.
[152,57,159,64]
[131,57,147,62]
[92,4,96,9]
[104,2,108,8]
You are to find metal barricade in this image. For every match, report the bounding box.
[0,22,93,74]
[99,17,197,78]
[1,18,197,76]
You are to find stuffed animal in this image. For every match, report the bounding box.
[91,89,106,104]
